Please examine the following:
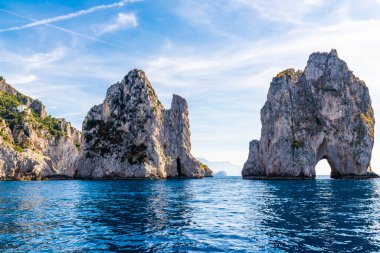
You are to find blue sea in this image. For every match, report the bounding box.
[0,177,379,252]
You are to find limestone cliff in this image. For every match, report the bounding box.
[75,69,212,179]
[0,77,81,180]
[242,50,378,179]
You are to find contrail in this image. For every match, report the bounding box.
[0,9,126,50]
[0,0,140,32]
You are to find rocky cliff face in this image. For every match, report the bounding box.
[242,50,378,179]
[75,69,212,179]
[0,78,81,180]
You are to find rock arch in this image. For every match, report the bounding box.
[242,50,378,179]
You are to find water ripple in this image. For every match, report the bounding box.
[0,178,379,252]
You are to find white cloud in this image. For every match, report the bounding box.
[8,74,37,84]
[0,0,140,32]
[97,12,138,35]
[23,47,66,68]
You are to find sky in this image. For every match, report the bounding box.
[1,0,380,176]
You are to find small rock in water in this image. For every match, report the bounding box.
[214,171,228,178]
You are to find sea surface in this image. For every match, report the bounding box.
[0,177,379,252]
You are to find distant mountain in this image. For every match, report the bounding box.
[197,158,242,176]
[214,171,228,177]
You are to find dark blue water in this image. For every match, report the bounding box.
[0,177,379,252]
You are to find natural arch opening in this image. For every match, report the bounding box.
[315,158,341,178]
[315,159,331,177]
[315,138,341,178]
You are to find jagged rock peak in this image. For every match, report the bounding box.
[122,69,158,99]
[75,70,212,179]
[242,50,377,179]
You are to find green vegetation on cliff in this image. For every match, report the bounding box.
[0,91,67,140]
[292,139,305,149]
[33,114,67,137]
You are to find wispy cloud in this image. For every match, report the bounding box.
[232,0,326,24]
[0,0,139,32]
[97,12,138,36]
[0,9,127,49]
[23,47,66,68]
[8,74,37,84]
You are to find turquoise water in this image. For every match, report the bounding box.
[0,177,379,252]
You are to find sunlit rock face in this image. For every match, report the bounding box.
[75,69,212,179]
[0,78,81,180]
[242,50,377,179]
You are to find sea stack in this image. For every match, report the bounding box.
[242,50,378,179]
[75,69,212,179]
[0,77,81,180]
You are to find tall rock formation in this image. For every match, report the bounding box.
[242,50,378,179]
[0,77,81,180]
[75,69,212,179]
